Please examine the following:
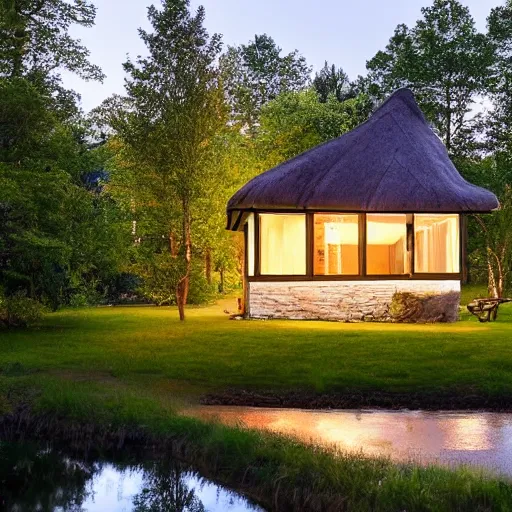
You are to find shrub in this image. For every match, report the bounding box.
[187,262,217,305]
[106,273,144,304]
[136,255,217,306]
[0,292,46,328]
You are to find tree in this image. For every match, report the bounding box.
[105,0,225,320]
[457,152,512,297]
[313,61,351,103]
[257,89,372,164]
[0,0,103,81]
[365,0,494,157]
[461,1,512,296]
[0,82,129,309]
[487,0,512,156]
[0,1,127,311]
[473,186,512,298]
[220,34,311,129]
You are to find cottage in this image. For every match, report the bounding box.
[226,89,499,322]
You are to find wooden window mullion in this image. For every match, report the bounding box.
[360,213,367,276]
[254,213,261,277]
[306,213,314,277]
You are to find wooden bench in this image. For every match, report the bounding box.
[467,298,512,322]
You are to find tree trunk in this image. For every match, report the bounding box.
[169,232,178,257]
[445,87,452,154]
[205,247,212,285]
[487,251,498,298]
[175,199,191,321]
[219,268,225,294]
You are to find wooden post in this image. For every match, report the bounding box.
[460,215,468,284]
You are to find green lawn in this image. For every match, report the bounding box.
[2,295,512,510]
[1,297,512,401]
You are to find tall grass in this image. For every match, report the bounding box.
[3,376,511,512]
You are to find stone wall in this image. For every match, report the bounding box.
[248,280,461,322]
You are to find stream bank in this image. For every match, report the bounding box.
[201,389,512,411]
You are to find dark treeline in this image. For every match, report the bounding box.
[1,0,512,323]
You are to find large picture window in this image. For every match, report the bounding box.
[367,214,410,275]
[260,214,306,275]
[249,211,461,278]
[314,214,359,275]
[414,214,460,273]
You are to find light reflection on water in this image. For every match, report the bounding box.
[0,442,264,512]
[82,465,259,512]
[185,407,512,476]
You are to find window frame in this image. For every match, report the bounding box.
[247,211,462,281]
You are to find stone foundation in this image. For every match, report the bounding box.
[248,280,461,322]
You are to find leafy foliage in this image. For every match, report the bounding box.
[365,0,494,156]
[487,1,512,155]
[0,290,45,327]
[258,89,372,163]
[313,61,352,103]
[0,0,103,81]
[105,0,226,319]
[0,2,130,315]
[221,34,311,129]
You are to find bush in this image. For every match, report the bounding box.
[136,255,217,306]
[0,292,46,328]
[187,262,217,305]
[106,273,144,304]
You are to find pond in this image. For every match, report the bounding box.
[185,406,512,477]
[0,440,265,512]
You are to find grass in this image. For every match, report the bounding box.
[1,288,512,510]
[1,292,511,400]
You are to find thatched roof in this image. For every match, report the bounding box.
[227,89,498,229]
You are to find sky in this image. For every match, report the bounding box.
[63,0,505,113]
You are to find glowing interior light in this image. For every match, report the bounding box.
[314,214,359,275]
[260,214,306,275]
[367,214,409,275]
[414,214,459,273]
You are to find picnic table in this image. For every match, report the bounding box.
[467,297,512,322]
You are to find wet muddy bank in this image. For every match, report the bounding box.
[201,389,512,412]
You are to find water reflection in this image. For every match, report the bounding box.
[185,407,512,477]
[0,441,263,512]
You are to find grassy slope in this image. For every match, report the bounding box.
[1,291,512,510]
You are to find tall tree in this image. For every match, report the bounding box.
[0,79,129,309]
[487,0,512,157]
[258,89,372,165]
[460,1,512,296]
[313,61,351,103]
[365,0,494,156]
[0,1,128,311]
[0,0,103,81]
[220,34,311,129]
[105,0,225,320]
